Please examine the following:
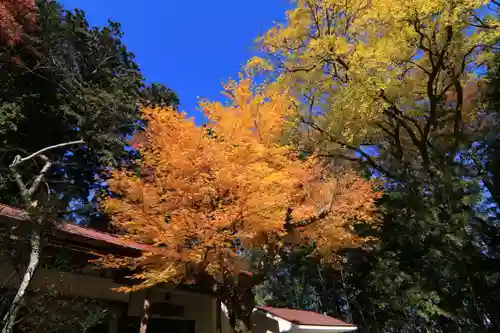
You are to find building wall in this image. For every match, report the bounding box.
[0,260,217,333]
[0,260,129,302]
[127,288,217,333]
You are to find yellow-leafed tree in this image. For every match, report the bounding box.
[98,77,381,332]
[250,0,500,174]
[246,1,500,330]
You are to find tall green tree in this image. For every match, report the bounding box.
[0,0,178,227]
[249,0,500,332]
[0,1,178,331]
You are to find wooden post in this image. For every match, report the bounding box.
[139,289,152,333]
[217,299,222,333]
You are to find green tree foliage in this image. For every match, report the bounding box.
[253,246,353,322]
[0,0,178,226]
[251,1,500,332]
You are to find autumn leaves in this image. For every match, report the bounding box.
[99,0,500,294]
[100,76,380,288]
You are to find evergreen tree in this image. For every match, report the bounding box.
[0,0,179,227]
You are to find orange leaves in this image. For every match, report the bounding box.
[201,77,294,146]
[99,77,381,290]
[0,0,36,46]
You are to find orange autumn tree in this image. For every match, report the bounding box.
[99,76,380,327]
[0,0,36,46]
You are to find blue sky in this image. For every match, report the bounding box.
[59,0,290,124]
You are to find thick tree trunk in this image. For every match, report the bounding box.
[1,226,41,333]
[227,296,253,333]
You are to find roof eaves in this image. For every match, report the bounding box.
[293,324,358,332]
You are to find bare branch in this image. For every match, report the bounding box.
[27,160,52,198]
[10,140,84,168]
[9,140,85,205]
[300,117,398,180]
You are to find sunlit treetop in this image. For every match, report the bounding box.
[249,0,500,146]
[98,77,381,290]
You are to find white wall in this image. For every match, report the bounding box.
[0,261,129,302]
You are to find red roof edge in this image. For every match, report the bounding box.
[0,204,28,220]
[0,203,158,253]
[256,306,355,327]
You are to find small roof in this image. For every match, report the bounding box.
[256,306,355,328]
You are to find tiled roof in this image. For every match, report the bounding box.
[59,223,159,253]
[0,204,253,276]
[256,306,354,327]
[0,203,158,253]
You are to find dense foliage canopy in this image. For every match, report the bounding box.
[99,77,380,289]
[248,1,500,332]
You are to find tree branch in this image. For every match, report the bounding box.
[286,188,337,229]
[10,140,84,168]
[424,25,453,139]
[27,157,51,198]
[299,117,398,180]
[9,140,85,205]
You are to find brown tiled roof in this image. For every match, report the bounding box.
[59,223,159,253]
[256,306,354,327]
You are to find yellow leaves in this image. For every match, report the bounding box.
[96,0,500,294]
[202,76,293,147]
[254,0,499,147]
[245,56,273,73]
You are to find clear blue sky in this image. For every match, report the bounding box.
[59,0,290,124]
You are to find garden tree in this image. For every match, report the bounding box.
[0,0,36,45]
[482,52,500,209]
[97,77,381,333]
[468,50,500,331]
[246,0,500,332]
[250,0,499,161]
[140,83,180,109]
[0,0,178,228]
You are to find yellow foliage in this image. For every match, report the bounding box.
[253,0,500,147]
[98,77,381,290]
